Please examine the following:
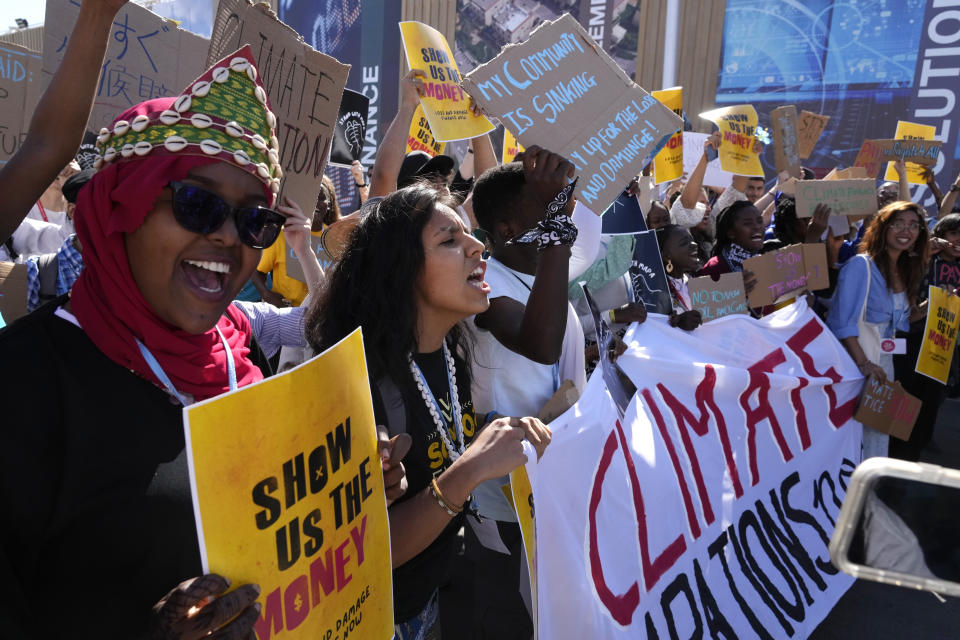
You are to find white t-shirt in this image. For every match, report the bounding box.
[469,257,586,522]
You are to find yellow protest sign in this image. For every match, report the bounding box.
[400,21,494,142]
[502,128,524,163]
[916,286,960,384]
[884,121,937,185]
[184,329,393,640]
[652,87,684,184]
[406,103,446,157]
[699,105,764,177]
[511,465,537,637]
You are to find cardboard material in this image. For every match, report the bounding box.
[0,43,42,165]
[770,105,801,178]
[854,138,942,179]
[0,262,27,324]
[184,329,394,640]
[683,132,732,188]
[742,243,829,307]
[406,103,445,157]
[208,0,351,212]
[794,178,877,219]
[399,21,493,142]
[502,127,523,163]
[915,286,960,385]
[854,375,921,442]
[652,87,683,184]
[600,192,647,235]
[687,272,748,322]
[43,0,209,135]
[463,14,681,214]
[796,110,829,159]
[330,88,369,167]
[883,121,937,184]
[831,167,869,180]
[629,230,672,315]
[700,104,764,177]
[537,379,580,423]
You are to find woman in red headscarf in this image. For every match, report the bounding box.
[0,46,393,639]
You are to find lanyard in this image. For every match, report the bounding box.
[135,326,237,406]
[36,201,48,222]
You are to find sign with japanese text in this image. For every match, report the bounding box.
[652,87,683,184]
[699,104,764,177]
[184,328,393,640]
[400,21,493,142]
[463,14,681,213]
[208,0,351,216]
[0,42,42,165]
[42,0,209,135]
[915,285,960,385]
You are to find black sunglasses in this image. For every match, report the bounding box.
[168,181,285,250]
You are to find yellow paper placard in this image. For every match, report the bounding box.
[700,104,764,177]
[916,286,960,384]
[406,103,446,157]
[502,127,524,163]
[652,87,683,184]
[511,465,537,638]
[400,21,494,142]
[884,120,937,185]
[184,329,393,640]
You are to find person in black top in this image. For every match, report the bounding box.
[305,182,551,638]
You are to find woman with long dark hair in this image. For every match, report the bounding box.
[827,200,929,458]
[306,183,550,638]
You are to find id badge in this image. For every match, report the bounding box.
[880,338,907,355]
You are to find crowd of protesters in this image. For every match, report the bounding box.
[1,1,959,638]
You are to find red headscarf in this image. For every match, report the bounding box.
[70,98,267,402]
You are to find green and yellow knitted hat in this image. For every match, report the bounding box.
[94,45,283,199]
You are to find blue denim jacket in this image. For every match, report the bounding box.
[826,254,911,340]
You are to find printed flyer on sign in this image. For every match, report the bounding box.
[652,87,683,184]
[700,104,764,177]
[406,103,446,157]
[184,329,393,640]
[915,286,960,384]
[399,21,493,142]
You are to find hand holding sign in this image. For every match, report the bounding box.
[149,574,260,640]
[378,429,412,506]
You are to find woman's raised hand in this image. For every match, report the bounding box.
[278,196,312,258]
[148,574,260,640]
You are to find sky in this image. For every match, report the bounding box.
[0,0,213,37]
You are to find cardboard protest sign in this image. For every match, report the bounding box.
[770,105,801,178]
[405,103,445,157]
[502,127,523,163]
[0,43,42,166]
[683,131,732,188]
[600,192,646,235]
[652,87,683,184]
[832,167,869,180]
[185,328,393,640]
[796,110,829,159]
[687,272,748,322]
[629,230,672,315]
[0,262,27,324]
[855,138,943,178]
[43,0,209,135]
[855,375,921,441]
[884,121,937,185]
[743,243,829,307]
[794,178,877,220]
[208,0,351,213]
[399,21,493,142]
[700,104,764,177]
[330,89,368,167]
[915,286,960,384]
[462,14,681,213]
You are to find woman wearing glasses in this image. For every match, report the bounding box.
[827,200,930,459]
[0,48,370,638]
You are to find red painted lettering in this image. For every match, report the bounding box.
[785,318,857,428]
[739,349,794,487]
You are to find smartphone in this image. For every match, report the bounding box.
[829,457,960,598]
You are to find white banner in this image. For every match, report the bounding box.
[530,301,862,639]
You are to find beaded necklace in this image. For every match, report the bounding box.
[408,341,466,462]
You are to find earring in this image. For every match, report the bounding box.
[666,259,674,274]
